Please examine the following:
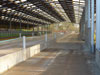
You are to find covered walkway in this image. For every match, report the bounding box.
[2,33,100,75]
[1,0,100,75]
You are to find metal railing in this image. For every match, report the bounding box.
[0,31,51,40]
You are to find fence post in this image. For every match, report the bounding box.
[32,33,34,37]
[23,36,26,50]
[45,32,47,42]
[19,33,21,38]
[54,32,56,39]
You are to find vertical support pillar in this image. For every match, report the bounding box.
[85,0,88,41]
[96,0,100,68]
[32,25,34,37]
[88,0,90,28]
[54,32,56,39]
[33,25,34,32]
[19,17,22,37]
[23,36,26,50]
[91,0,95,53]
[80,12,85,41]
[41,26,43,35]
[9,14,12,30]
[38,26,40,35]
[85,0,91,49]
[32,33,34,37]
[44,25,45,34]
[87,0,91,46]
[19,33,22,38]
[96,0,100,51]
[80,21,82,39]
[19,18,22,31]
[47,25,48,33]
[45,32,48,42]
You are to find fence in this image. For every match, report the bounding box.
[0,31,51,40]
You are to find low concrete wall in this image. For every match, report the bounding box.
[96,50,100,68]
[0,39,54,74]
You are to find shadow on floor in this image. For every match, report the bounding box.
[2,33,100,75]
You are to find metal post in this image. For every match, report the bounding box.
[85,0,91,49]
[79,22,82,38]
[41,26,42,35]
[47,25,50,33]
[38,25,39,35]
[32,33,34,36]
[19,17,22,31]
[88,0,91,50]
[96,0,100,51]
[32,25,34,37]
[33,26,34,31]
[91,0,94,53]
[9,14,12,30]
[43,25,45,34]
[19,33,22,38]
[40,26,42,35]
[81,9,85,40]
[45,32,47,42]
[23,36,26,50]
[54,32,56,39]
[88,0,91,28]
[85,0,88,40]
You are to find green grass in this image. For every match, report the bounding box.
[0,31,51,39]
[0,33,31,38]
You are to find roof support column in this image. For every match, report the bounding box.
[96,0,100,51]
[81,21,85,40]
[44,25,45,34]
[85,0,91,49]
[85,0,88,42]
[37,25,39,35]
[91,0,95,53]
[33,25,34,31]
[80,11,85,41]
[9,14,12,31]
[96,0,100,68]
[87,0,91,28]
[19,17,22,38]
[79,21,82,39]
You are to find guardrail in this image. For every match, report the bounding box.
[0,31,51,40]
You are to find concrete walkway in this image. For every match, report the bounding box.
[2,33,100,75]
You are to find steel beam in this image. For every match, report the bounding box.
[85,0,91,49]
[91,0,95,53]
[96,0,100,51]
[85,0,88,42]
[80,8,85,40]
[88,0,91,28]
[58,0,76,23]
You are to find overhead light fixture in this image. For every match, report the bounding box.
[2,9,7,12]
[20,0,27,2]
[15,1,21,4]
[22,5,28,8]
[7,11,11,14]
[28,4,33,6]
[0,5,2,7]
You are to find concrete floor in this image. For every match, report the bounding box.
[2,33,100,75]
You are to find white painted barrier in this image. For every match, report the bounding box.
[0,38,55,74]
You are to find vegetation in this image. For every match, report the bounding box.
[94,33,96,43]
[51,22,79,32]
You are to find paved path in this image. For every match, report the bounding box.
[2,33,100,75]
